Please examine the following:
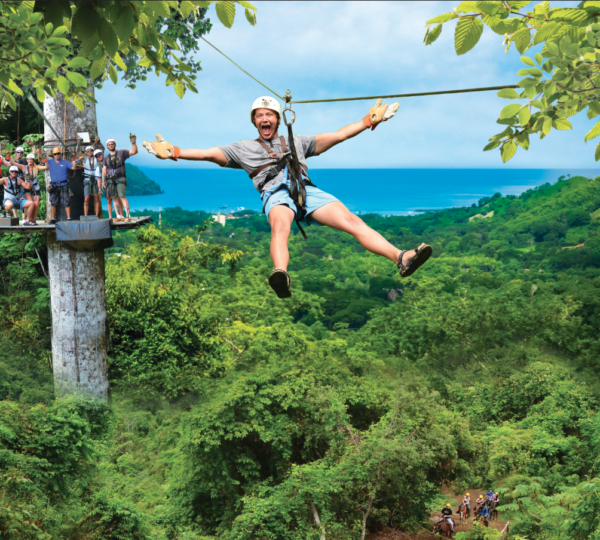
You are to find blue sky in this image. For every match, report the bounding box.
[96,0,596,170]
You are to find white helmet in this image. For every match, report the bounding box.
[26,153,35,160]
[250,96,281,123]
[94,149,103,157]
[9,165,19,172]
[106,138,116,145]
[85,145,94,152]
[15,146,24,153]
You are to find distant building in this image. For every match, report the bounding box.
[212,213,226,226]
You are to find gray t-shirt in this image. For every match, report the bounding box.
[219,135,317,193]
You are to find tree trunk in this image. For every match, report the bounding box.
[47,231,109,399]
[44,88,109,400]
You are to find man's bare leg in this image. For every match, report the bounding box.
[311,202,424,266]
[106,197,114,219]
[268,205,295,271]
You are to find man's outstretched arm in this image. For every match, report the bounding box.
[178,147,228,166]
[314,99,400,155]
[314,121,368,155]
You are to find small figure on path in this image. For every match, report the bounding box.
[82,146,102,217]
[0,165,33,220]
[10,153,48,225]
[143,96,433,298]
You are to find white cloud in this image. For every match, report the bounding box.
[96,1,600,170]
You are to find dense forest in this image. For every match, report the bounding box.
[1,173,600,539]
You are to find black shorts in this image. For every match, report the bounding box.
[50,185,70,207]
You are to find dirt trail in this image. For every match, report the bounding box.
[367,488,508,539]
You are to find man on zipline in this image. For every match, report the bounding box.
[143,97,432,298]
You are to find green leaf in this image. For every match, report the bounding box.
[244,7,256,25]
[535,52,543,65]
[546,41,559,55]
[519,107,531,125]
[138,56,154,67]
[4,91,17,111]
[190,0,215,6]
[521,56,535,66]
[179,1,195,18]
[552,118,572,130]
[497,88,520,99]
[531,99,544,109]
[512,28,532,53]
[8,79,23,96]
[559,34,571,52]
[427,12,457,24]
[595,140,600,161]
[52,26,68,37]
[454,17,484,55]
[35,86,46,102]
[483,140,502,151]
[516,131,530,149]
[425,24,443,46]
[57,76,70,94]
[500,103,522,118]
[73,95,84,111]
[237,0,257,8]
[109,63,118,84]
[584,118,600,142]
[215,1,236,28]
[98,18,119,58]
[476,1,502,15]
[113,7,136,42]
[112,53,127,72]
[501,140,518,162]
[90,56,107,80]
[45,22,54,34]
[507,1,531,10]
[456,1,481,13]
[66,71,88,87]
[174,81,185,98]
[159,32,180,50]
[484,15,522,35]
[151,1,171,17]
[71,3,100,41]
[518,78,538,88]
[542,116,552,134]
[67,57,91,69]
[533,21,558,45]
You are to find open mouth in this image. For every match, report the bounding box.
[261,124,272,137]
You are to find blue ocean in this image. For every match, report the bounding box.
[128,168,598,215]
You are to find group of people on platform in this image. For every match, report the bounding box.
[0,135,137,225]
[438,489,500,532]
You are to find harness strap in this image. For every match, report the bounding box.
[249,136,287,180]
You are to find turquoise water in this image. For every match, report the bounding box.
[129,168,598,215]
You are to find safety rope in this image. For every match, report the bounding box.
[200,37,284,100]
[199,36,518,104]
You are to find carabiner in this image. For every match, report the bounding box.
[284,88,292,109]
[283,108,296,126]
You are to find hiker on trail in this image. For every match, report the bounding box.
[83,146,102,217]
[486,489,494,502]
[10,153,48,225]
[439,503,455,532]
[478,504,490,523]
[1,165,33,220]
[102,135,137,222]
[474,495,484,514]
[47,147,74,224]
[142,96,433,298]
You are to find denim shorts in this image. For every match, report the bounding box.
[262,181,339,224]
[3,194,26,210]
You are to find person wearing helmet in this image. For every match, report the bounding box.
[463,493,471,518]
[439,503,454,532]
[102,135,138,222]
[82,146,102,216]
[143,96,432,299]
[0,165,33,220]
[10,153,49,225]
[47,147,74,224]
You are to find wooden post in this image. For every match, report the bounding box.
[43,86,110,400]
[47,231,109,399]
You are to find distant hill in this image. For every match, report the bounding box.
[125,164,163,196]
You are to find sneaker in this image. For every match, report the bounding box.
[113,217,123,223]
[123,217,131,222]
[49,218,56,225]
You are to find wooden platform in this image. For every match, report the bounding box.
[0,216,153,233]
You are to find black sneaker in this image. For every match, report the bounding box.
[268,268,292,299]
[49,218,56,225]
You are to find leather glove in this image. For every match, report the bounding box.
[130,133,136,144]
[142,133,180,161]
[362,99,400,131]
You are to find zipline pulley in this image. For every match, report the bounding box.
[283,89,295,126]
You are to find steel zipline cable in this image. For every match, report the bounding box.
[199,36,518,104]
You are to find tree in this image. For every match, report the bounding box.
[0,0,258,113]
[424,1,600,162]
